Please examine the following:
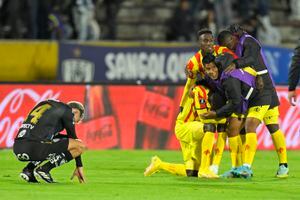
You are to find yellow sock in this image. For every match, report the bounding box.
[244,133,257,166]
[228,136,239,168]
[239,134,246,163]
[199,132,215,172]
[271,130,288,164]
[212,132,226,166]
[237,135,243,166]
[160,162,187,176]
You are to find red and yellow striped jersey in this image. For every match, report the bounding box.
[176,85,211,123]
[180,45,237,108]
[186,45,237,79]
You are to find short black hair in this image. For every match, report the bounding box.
[215,53,235,70]
[228,24,244,34]
[197,28,213,37]
[202,53,215,65]
[217,30,232,46]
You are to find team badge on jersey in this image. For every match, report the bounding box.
[199,99,206,109]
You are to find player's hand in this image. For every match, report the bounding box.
[188,84,196,98]
[201,111,217,119]
[71,167,86,183]
[288,90,297,106]
[185,68,194,79]
[224,62,236,73]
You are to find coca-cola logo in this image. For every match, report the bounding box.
[0,88,60,148]
[86,124,113,141]
[144,99,170,119]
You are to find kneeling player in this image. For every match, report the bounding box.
[13,100,86,183]
[144,85,220,178]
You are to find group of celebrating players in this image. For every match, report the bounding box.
[144,24,289,179]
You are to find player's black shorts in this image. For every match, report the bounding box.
[13,138,69,162]
[248,91,272,108]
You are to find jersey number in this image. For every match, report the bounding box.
[28,104,51,124]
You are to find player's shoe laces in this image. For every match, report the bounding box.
[198,169,219,179]
[220,167,239,178]
[144,156,162,176]
[34,168,56,183]
[20,167,38,183]
[232,165,253,179]
[276,165,289,178]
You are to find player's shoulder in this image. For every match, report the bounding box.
[193,85,209,98]
[244,35,259,46]
[187,50,202,63]
[47,99,71,112]
[186,50,204,71]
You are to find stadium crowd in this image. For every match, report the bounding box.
[0,0,299,45]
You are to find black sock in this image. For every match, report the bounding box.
[25,161,41,170]
[279,163,288,168]
[40,151,73,172]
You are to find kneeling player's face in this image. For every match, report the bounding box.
[72,108,82,124]
[204,62,219,80]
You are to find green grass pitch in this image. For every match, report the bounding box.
[0,149,299,200]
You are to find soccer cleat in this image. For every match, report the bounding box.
[276,165,289,178]
[198,169,219,179]
[20,168,38,183]
[144,156,162,176]
[220,167,239,178]
[34,168,56,183]
[232,165,253,179]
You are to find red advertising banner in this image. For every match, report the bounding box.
[0,84,299,150]
[76,116,118,149]
[138,91,175,131]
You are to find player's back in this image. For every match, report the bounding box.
[17,100,69,141]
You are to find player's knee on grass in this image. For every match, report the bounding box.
[266,124,279,134]
[204,124,216,133]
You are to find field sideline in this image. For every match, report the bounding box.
[0,149,299,200]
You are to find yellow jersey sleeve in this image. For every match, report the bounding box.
[185,51,205,79]
[193,85,209,116]
[179,77,195,108]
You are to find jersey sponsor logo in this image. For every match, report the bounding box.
[17,130,27,138]
[62,59,95,82]
[20,124,35,129]
[16,153,30,161]
[105,52,193,82]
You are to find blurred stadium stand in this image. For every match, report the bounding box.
[0,0,299,81]
[0,0,298,45]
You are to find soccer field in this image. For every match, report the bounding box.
[0,150,299,200]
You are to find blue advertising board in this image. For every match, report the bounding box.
[58,42,196,84]
[58,41,293,84]
[262,46,293,84]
